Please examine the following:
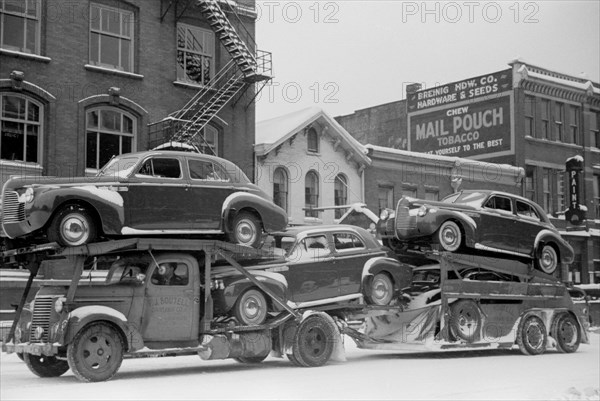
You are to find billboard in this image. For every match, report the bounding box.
[407,69,514,159]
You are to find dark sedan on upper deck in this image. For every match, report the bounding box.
[378,190,574,275]
[1,151,288,248]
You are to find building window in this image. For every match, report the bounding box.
[0,0,40,54]
[554,102,564,142]
[90,4,134,72]
[86,108,135,170]
[568,106,580,145]
[334,174,348,219]
[403,186,417,198]
[524,95,535,137]
[542,168,553,214]
[0,94,42,163]
[540,99,550,139]
[273,167,288,213]
[594,175,600,219]
[425,190,439,201]
[592,111,600,148]
[305,170,319,218]
[525,166,536,201]
[307,128,319,153]
[378,185,394,213]
[198,125,218,155]
[176,24,215,86]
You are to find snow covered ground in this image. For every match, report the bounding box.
[1,332,599,401]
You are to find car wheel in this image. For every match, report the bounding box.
[23,354,70,377]
[366,273,394,305]
[437,221,462,252]
[552,314,580,354]
[48,205,97,247]
[536,244,558,275]
[234,354,269,364]
[234,289,268,326]
[67,322,124,382]
[229,211,262,248]
[517,315,547,356]
[449,300,482,343]
[292,315,336,367]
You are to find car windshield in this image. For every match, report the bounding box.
[97,156,141,178]
[412,270,440,283]
[442,192,488,207]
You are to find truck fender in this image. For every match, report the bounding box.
[222,192,288,233]
[223,271,288,312]
[63,306,144,352]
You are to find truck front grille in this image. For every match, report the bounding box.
[30,297,54,343]
[2,191,25,224]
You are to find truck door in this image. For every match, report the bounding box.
[142,257,199,341]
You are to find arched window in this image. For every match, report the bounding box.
[86,107,136,170]
[307,127,319,153]
[305,170,319,218]
[0,94,43,163]
[273,167,288,213]
[334,174,348,219]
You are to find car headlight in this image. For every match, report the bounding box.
[380,210,390,220]
[417,205,428,217]
[24,187,34,203]
[54,297,67,313]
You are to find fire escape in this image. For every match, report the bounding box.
[148,0,271,153]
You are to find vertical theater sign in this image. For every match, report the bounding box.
[407,70,514,159]
[566,155,586,225]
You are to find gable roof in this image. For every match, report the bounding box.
[255,107,371,165]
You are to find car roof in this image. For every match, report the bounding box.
[117,150,243,171]
[455,189,535,205]
[271,224,377,242]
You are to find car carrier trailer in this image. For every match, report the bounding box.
[0,239,589,382]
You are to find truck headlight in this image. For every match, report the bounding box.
[380,209,391,220]
[54,297,67,313]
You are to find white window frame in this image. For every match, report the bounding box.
[0,93,43,164]
[0,0,41,54]
[89,3,134,72]
[273,167,289,213]
[176,23,215,86]
[85,107,136,171]
[305,170,319,218]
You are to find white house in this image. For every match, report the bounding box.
[255,107,371,226]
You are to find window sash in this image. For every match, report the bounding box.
[89,4,134,72]
[86,108,135,170]
[176,24,214,85]
[0,94,42,163]
[0,0,41,54]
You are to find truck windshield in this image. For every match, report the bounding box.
[97,156,140,178]
[105,258,150,284]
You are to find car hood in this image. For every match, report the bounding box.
[4,175,123,190]
[407,198,479,212]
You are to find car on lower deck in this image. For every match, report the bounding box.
[1,150,287,248]
[378,190,574,276]
[210,225,413,325]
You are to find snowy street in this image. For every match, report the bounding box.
[1,332,599,401]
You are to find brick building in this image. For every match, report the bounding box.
[337,60,600,283]
[0,0,266,187]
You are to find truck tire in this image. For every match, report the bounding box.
[234,354,269,364]
[366,273,394,305]
[23,354,70,377]
[234,289,268,326]
[437,221,462,252]
[291,315,335,367]
[228,211,262,248]
[67,322,124,382]
[48,205,97,247]
[449,300,482,343]
[517,315,547,356]
[552,314,580,353]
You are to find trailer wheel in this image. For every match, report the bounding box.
[552,314,580,353]
[67,322,124,382]
[229,211,262,248]
[536,244,558,275]
[23,354,70,377]
[366,273,394,305]
[48,205,97,247]
[234,289,268,326]
[517,315,547,356]
[234,354,269,364]
[292,315,335,367]
[437,221,462,252]
[449,300,481,343]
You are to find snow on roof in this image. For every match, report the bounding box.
[256,107,370,164]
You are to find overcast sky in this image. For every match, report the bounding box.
[254,0,600,122]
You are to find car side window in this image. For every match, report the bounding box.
[484,196,512,213]
[516,200,541,221]
[150,262,189,286]
[288,235,331,262]
[333,233,365,251]
[189,160,230,182]
[138,158,182,179]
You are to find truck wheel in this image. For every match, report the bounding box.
[234,289,268,326]
[286,352,304,367]
[366,273,394,305]
[292,315,335,367]
[552,314,580,353]
[48,205,97,247]
[536,244,558,275]
[449,300,481,343]
[517,315,547,356]
[437,221,462,252]
[23,354,70,377]
[67,322,124,382]
[234,354,269,364]
[229,211,262,248]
